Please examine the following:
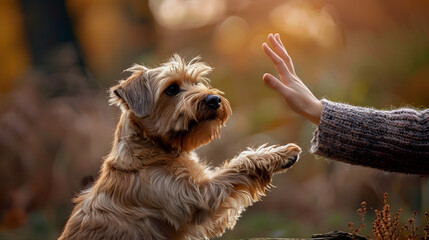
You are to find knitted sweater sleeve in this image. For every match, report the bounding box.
[310,99,429,175]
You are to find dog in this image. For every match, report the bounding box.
[58,55,301,240]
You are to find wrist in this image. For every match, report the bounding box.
[308,99,323,125]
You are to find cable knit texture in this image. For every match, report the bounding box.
[311,99,429,175]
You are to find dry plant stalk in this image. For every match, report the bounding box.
[372,193,402,240]
[401,211,419,240]
[349,201,367,236]
[423,212,429,239]
[348,193,429,240]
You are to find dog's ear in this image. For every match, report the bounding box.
[109,70,153,117]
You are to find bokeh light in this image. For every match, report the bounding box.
[149,0,226,30]
[270,1,341,47]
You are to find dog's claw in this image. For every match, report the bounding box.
[282,155,299,169]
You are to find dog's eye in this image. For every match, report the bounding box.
[165,84,180,96]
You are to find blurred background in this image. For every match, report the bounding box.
[0,0,428,239]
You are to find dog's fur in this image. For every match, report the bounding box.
[59,55,301,240]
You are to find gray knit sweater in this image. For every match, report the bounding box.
[311,99,429,175]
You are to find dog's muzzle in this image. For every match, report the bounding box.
[205,95,221,110]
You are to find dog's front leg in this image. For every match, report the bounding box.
[197,144,301,238]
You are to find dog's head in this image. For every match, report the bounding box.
[110,55,231,152]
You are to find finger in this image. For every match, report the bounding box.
[268,34,297,76]
[268,34,296,75]
[272,33,286,52]
[262,43,291,80]
[263,73,291,98]
[274,33,285,49]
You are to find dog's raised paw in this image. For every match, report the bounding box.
[274,144,301,169]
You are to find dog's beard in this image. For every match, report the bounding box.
[165,110,225,152]
[167,98,230,151]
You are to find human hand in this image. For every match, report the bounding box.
[262,33,323,125]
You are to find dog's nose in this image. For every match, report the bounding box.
[205,95,221,110]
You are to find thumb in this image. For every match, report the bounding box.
[263,73,290,96]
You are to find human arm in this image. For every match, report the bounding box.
[262,33,429,174]
[311,100,429,175]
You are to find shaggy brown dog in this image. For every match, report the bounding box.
[59,55,301,240]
